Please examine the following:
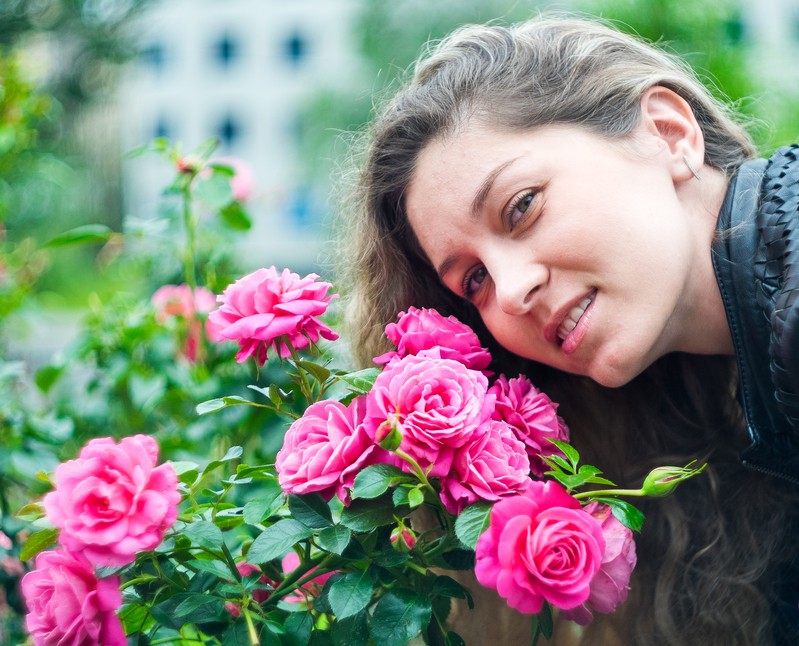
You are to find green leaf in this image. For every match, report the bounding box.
[316,525,352,555]
[370,590,432,646]
[202,446,244,476]
[288,493,333,529]
[34,364,64,393]
[548,439,580,466]
[297,360,331,383]
[188,558,235,580]
[119,603,152,634]
[174,593,228,621]
[219,201,252,230]
[328,570,375,619]
[195,171,233,209]
[45,224,114,247]
[543,454,573,473]
[282,611,314,646]
[243,489,285,525]
[454,502,492,550]
[337,367,381,394]
[196,396,253,415]
[445,632,466,646]
[531,602,554,643]
[246,519,312,564]
[221,622,251,646]
[331,610,370,646]
[21,528,59,561]
[15,502,45,522]
[431,576,473,608]
[352,464,407,500]
[596,497,645,532]
[183,520,225,550]
[408,487,425,509]
[340,496,397,532]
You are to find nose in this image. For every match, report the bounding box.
[490,255,548,316]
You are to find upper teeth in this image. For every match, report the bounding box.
[557,296,593,341]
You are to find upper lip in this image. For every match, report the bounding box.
[543,290,596,346]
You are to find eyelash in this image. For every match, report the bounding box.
[505,189,537,230]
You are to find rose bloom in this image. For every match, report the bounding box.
[22,549,126,646]
[364,352,494,477]
[489,374,570,476]
[152,284,221,361]
[212,156,255,202]
[374,306,492,373]
[276,397,391,502]
[439,420,532,514]
[561,502,637,625]
[208,266,338,365]
[474,480,605,614]
[281,551,335,603]
[43,434,180,567]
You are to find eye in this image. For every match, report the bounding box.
[462,265,488,299]
[505,190,536,229]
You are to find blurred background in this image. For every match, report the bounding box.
[3,0,799,341]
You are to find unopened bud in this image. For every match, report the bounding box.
[177,154,202,175]
[376,420,402,452]
[641,463,705,497]
[390,526,417,552]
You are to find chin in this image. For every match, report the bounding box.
[585,354,645,389]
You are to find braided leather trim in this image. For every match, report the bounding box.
[757,145,799,429]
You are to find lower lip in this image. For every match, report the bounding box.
[561,294,595,355]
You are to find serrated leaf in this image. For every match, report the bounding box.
[431,575,473,608]
[331,610,370,646]
[188,558,236,579]
[328,570,375,619]
[531,602,554,642]
[337,368,381,394]
[407,487,425,509]
[221,621,251,646]
[297,360,331,383]
[596,497,645,532]
[454,502,492,550]
[543,454,573,473]
[282,610,313,646]
[174,593,227,621]
[246,519,312,564]
[21,528,59,561]
[587,476,617,487]
[548,439,579,466]
[183,520,224,550]
[316,526,351,555]
[202,446,244,476]
[370,590,432,646]
[243,490,285,525]
[196,396,252,415]
[45,224,114,247]
[352,464,407,500]
[15,502,45,522]
[577,464,602,477]
[339,496,397,532]
[288,493,333,529]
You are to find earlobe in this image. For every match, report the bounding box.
[639,86,705,183]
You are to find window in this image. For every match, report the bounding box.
[215,114,241,148]
[140,42,166,72]
[153,115,172,141]
[282,30,307,66]
[212,33,239,68]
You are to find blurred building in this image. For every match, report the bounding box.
[118,0,363,272]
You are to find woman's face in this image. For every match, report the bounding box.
[405,122,707,387]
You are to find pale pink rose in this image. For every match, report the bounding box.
[208,266,338,365]
[281,552,335,603]
[374,307,492,373]
[213,156,255,202]
[474,480,605,614]
[22,548,126,646]
[276,397,390,502]
[364,352,494,477]
[43,434,180,567]
[561,502,637,625]
[439,420,532,514]
[152,284,221,361]
[489,374,570,476]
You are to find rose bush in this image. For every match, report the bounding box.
[43,434,179,566]
[21,549,125,646]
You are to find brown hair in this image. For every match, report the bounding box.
[337,15,796,645]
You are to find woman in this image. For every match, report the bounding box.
[337,15,799,646]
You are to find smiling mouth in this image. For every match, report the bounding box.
[557,292,596,343]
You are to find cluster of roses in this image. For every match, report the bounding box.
[21,435,180,646]
[205,266,637,623]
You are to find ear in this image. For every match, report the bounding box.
[639,85,705,183]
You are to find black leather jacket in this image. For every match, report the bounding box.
[712,146,799,485]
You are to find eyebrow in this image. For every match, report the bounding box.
[436,156,521,281]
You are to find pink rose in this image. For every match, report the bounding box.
[561,503,637,624]
[212,156,255,202]
[43,434,180,567]
[489,374,570,476]
[281,552,335,603]
[276,397,390,502]
[22,549,126,646]
[474,480,605,614]
[374,307,492,373]
[236,563,275,604]
[364,353,494,477]
[207,266,338,365]
[152,284,221,361]
[439,420,532,514]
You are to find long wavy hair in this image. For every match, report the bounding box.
[336,15,798,645]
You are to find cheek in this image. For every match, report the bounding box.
[481,309,544,361]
